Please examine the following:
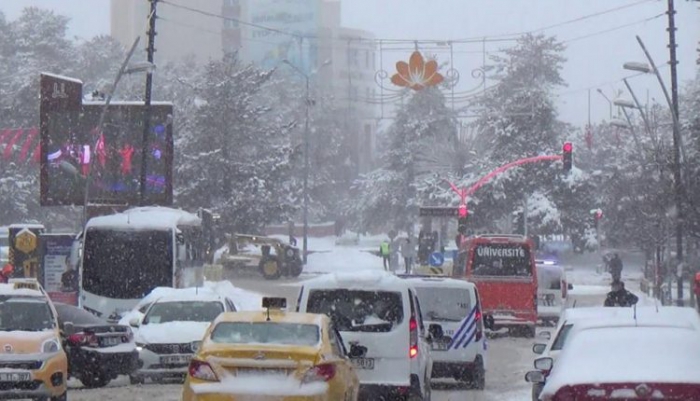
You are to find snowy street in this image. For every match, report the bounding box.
[65,237,648,401]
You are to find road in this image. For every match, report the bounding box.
[68,273,550,401]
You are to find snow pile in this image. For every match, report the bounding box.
[305,246,382,274]
[191,372,328,397]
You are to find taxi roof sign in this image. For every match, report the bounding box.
[8,278,42,291]
[262,297,287,309]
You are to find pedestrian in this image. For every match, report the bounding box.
[693,272,700,311]
[401,237,416,274]
[610,253,623,282]
[380,239,390,271]
[604,281,638,307]
[389,237,402,273]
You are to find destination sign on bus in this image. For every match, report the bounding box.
[475,246,527,258]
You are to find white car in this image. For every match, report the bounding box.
[535,260,570,326]
[398,275,491,389]
[528,306,700,400]
[128,291,236,383]
[296,270,433,401]
[531,316,700,400]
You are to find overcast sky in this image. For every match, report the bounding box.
[2,0,698,128]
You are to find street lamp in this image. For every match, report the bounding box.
[281,59,332,264]
[596,89,613,119]
[613,98,636,109]
[625,34,684,305]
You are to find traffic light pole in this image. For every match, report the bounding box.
[139,0,158,206]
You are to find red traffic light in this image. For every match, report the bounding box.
[458,204,468,218]
[594,210,603,220]
[562,142,573,171]
[563,142,573,153]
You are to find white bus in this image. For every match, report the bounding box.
[79,207,205,320]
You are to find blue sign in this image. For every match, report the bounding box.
[429,252,444,267]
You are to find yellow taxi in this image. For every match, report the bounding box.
[181,297,359,401]
[0,278,68,400]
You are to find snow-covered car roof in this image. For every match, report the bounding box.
[301,270,411,291]
[561,306,700,330]
[151,290,226,304]
[0,283,45,298]
[398,275,477,290]
[541,325,700,396]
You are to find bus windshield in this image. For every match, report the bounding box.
[470,243,533,277]
[82,228,173,299]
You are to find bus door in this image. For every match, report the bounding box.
[465,237,537,335]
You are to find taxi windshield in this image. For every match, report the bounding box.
[0,297,54,332]
[210,322,320,346]
[143,301,224,324]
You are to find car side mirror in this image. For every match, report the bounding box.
[525,370,546,383]
[534,357,553,371]
[538,331,551,340]
[568,283,574,290]
[428,324,443,340]
[348,343,367,358]
[483,314,495,331]
[129,318,141,328]
[63,322,75,336]
[532,343,547,355]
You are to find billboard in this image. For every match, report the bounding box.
[39,233,78,306]
[243,0,319,74]
[40,100,174,206]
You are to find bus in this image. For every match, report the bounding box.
[456,234,538,337]
[79,206,204,320]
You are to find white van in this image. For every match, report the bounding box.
[398,275,488,390]
[296,270,433,401]
[535,260,570,325]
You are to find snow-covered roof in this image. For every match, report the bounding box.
[40,72,82,84]
[153,290,224,304]
[560,306,700,329]
[82,100,173,106]
[301,270,410,291]
[86,206,201,231]
[8,223,45,230]
[541,325,700,395]
[0,283,44,297]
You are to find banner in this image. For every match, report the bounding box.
[40,234,78,306]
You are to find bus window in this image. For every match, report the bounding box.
[470,243,533,277]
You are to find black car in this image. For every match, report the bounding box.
[54,303,139,388]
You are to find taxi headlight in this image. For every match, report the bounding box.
[190,341,202,353]
[41,338,61,353]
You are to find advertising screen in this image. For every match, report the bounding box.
[41,102,173,206]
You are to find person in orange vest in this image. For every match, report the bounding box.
[693,272,700,311]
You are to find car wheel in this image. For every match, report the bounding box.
[129,374,144,385]
[471,357,486,390]
[80,372,111,388]
[259,257,281,280]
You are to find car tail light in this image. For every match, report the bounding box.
[188,359,218,382]
[302,363,336,383]
[475,309,483,342]
[409,317,418,358]
[68,332,98,347]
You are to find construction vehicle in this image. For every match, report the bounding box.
[215,234,303,280]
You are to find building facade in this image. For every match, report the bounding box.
[111,0,377,173]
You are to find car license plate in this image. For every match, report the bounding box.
[102,337,121,346]
[432,342,450,351]
[350,358,374,370]
[160,355,191,365]
[0,372,30,382]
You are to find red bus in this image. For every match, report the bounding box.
[455,234,538,337]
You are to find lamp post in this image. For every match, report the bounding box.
[596,89,613,120]
[282,59,332,264]
[624,36,684,305]
[81,37,155,225]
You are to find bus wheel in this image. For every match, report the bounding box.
[259,257,281,280]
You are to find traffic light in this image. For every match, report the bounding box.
[593,209,603,230]
[562,142,573,171]
[457,204,468,235]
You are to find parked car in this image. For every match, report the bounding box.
[55,303,138,388]
[397,274,492,389]
[530,322,700,400]
[527,306,700,400]
[181,297,360,400]
[129,290,236,384]
[297,270,434,401]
